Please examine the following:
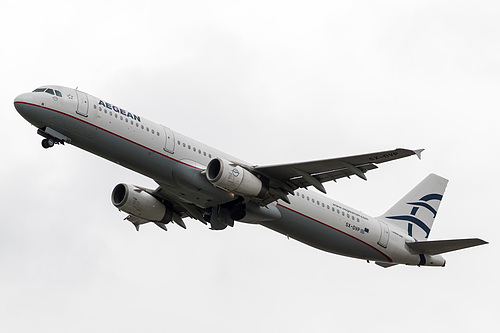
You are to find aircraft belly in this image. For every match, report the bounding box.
[261,206,390,262]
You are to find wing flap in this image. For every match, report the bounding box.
[406,238,488,255]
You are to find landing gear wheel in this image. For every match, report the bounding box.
[41,138,55,149]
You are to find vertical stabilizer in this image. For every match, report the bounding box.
[377,174,448,240]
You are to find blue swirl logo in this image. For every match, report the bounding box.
[386,193,442,238]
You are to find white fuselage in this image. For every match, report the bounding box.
[14,85,445,267]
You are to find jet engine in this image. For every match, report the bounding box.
[111,183,171,222]
[206,158,266,198]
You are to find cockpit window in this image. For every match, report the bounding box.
[33,87,62,97]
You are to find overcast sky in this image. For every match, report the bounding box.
[1,1,498,332]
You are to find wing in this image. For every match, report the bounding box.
[252,148,423,205]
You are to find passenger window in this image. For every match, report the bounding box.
[55,90,62,97]
[45,88,54,95]
[151,129,155,134]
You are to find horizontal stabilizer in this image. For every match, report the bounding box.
[407,238,488,255]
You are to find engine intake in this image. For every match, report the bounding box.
[206,158,266,198]
[112,183,171,222]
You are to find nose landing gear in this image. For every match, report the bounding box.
[41,138,55,149]
[37,127,71,149]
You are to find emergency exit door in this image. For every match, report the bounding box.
[163,126,175,153]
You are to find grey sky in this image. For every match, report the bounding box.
[2,1,498,332]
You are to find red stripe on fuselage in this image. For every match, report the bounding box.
[277,203,393,262]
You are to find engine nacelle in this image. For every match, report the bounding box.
[111,183,170,222]
[206,158,265,198]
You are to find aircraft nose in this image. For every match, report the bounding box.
[14,92,37,120]
[14,93,32,110]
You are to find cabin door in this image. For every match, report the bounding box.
[377,221,390,248]
[76,90,89,116]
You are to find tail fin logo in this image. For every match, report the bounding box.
[385,193,443,238]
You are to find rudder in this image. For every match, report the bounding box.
[377,174,448,240]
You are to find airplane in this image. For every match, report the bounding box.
[14,85,487,268]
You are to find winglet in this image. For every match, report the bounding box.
[413,149,424,160]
